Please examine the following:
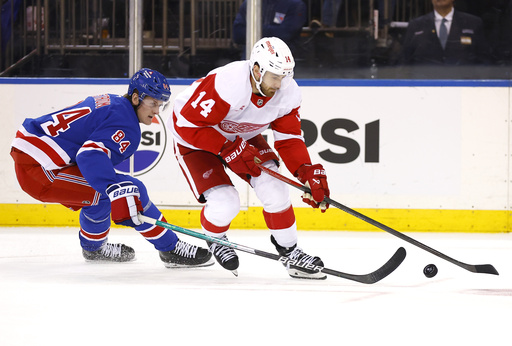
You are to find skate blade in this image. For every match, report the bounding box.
[163,259,215,269]
[288,268,327,280]
[83,257,137,263]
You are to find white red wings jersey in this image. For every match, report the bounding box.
[168,60,311,174]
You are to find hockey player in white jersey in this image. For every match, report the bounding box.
[11,68,213,268]
[169,37,330,279]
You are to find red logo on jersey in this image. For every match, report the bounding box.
[219,120,268,134]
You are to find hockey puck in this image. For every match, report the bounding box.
[423,264,438,278]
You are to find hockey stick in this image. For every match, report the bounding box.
[138,214,406,284]
[255,163,499,275]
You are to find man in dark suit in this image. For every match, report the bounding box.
[400,0,490,66]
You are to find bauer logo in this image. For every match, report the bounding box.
[114,114,166,176]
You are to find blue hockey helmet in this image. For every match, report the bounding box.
[128,68,171,102]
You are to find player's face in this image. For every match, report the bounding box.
[260,71,286,97]
[431,0,454,9]
[136,96,164,125]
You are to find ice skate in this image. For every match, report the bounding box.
[82,243,136,262]
[207,235,239,276]
[271,235,327,280]
[159,239,214,268]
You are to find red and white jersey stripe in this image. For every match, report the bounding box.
[13,126,72,170]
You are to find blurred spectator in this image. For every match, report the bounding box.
[233,0,307,58]
[321,0,343,28]
[1,0,21,51]
[377,0,397,28]
[400,0,491,66]
[318,0,395,28]
[477,0,512,64]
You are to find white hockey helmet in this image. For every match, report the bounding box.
[249,37,295,96]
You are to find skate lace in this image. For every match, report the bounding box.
[288,247,316,266]
[100,243,122,258]
[173,240,198,258]
[209,240,236,263]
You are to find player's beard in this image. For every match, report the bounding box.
[260,82,277,97]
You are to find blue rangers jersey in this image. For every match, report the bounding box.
[12,94,140,194]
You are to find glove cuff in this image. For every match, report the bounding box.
[106,181,140,202]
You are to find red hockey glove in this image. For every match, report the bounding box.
[220,137,262,177]
[107,181,143,227]
[296,164,330,212]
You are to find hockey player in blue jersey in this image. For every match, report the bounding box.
[10,68,213,267]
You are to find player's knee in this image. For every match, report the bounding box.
[203,185,240,224]
[262,190,291,214]
[80,205,111,230]
[253,171,291,213]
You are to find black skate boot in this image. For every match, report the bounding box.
[271,235,326,280]
[82,243,136,262]
[159,239,214,268]
[207,234,239,276]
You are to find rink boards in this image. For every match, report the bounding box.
[1,78,511,232]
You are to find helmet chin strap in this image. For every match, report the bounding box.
[250,67,267,97]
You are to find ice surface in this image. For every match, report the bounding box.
[0,227,510,346]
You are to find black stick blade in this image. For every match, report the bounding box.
[367,246,407,283]
[323,247,407,284]
[473,264,499,275]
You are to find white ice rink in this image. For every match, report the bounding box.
[0,226,510,346]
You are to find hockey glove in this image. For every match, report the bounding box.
[106,181,143,227]
[220,137,262,177]
[296,164,330,212]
